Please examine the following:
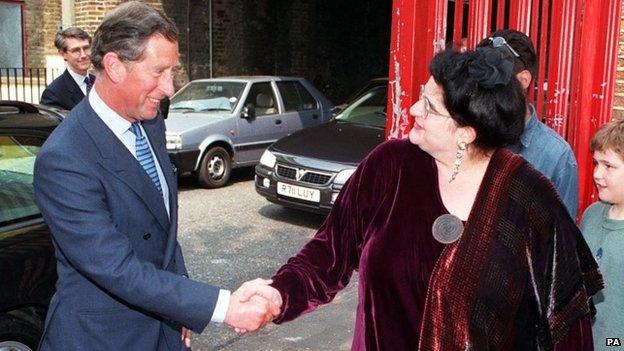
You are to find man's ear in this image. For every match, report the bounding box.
[515,70,532,91]
[102,52,127,84]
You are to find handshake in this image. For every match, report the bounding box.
[223,278,283,334]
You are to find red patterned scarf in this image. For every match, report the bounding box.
[418,149,603,350]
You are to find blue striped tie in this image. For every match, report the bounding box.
[129,123,162,195]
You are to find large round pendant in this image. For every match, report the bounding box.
[432,214,464,244]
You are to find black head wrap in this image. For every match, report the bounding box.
[468,47,515,89]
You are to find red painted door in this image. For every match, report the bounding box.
[387,0,622,216]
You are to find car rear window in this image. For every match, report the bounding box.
[335,86,387,128]
[169,81,245,113]
[0,134,44,226]
[276,81,318,112]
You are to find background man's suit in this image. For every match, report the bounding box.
[40,69,94,110]
[34,99,219,350]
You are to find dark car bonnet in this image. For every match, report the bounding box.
[271,120,385,164]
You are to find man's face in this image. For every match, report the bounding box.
[118,34,179,121]
[60,37,91,75]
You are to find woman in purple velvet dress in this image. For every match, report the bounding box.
[245,45,602,350]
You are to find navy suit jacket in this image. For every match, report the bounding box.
[40,69,94,110]
[34,100,220,350]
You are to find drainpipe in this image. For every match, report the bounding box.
[187,0,191,81]
[209,0,213,78]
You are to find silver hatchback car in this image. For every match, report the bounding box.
[165,76,333,188]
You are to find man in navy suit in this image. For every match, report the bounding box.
[40,27,95,110]
[34,2,280,350]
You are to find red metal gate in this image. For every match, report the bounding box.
[387,0,622,217]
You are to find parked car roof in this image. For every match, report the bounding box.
[190,76,309,83]
[0,101,62,132]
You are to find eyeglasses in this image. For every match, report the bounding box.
[488,37,519,58]
[65,45,91,55]
[419,84,451,120]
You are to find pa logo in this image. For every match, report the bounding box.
[607,338,622,346]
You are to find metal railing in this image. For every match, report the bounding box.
[0,67,62,104]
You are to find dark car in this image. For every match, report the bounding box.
[332,77,388,115]
[255,79,388,214]
[0,101,60,351]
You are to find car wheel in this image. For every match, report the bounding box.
[198,146,231,188]
[0,314,42,351]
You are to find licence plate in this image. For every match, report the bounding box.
[277,182,320,202]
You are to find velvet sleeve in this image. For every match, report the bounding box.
[553,313,594,351]
[525,173,603,348]
[270,142,397,323]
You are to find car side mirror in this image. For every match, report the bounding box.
[242,103,256,119]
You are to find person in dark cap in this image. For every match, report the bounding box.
[478,29,579,219]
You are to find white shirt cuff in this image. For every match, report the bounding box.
[210,289,231,323]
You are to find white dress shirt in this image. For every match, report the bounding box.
[88,90,230,323]
[67,67,89,96]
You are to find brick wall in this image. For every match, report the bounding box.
[19,0,391,102]
[74,0,118,36]
[23,0,62,67]
[73,0,164,36]
[206,0,391,102]
[17,0,624,109]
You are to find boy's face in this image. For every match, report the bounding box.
[593,148,624,205]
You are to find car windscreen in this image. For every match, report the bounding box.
[334,86,387,128]
[0,134,45,227]
[169,81,245,113]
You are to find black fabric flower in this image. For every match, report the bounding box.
[468,47,514,88]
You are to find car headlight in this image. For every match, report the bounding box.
[166,134,182,150]
[259,149,276,168]
[334,168,356,185]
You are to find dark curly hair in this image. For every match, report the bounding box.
[429,48,526,150]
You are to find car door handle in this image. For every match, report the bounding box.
[275,119,282,125]
[312,114,319,119]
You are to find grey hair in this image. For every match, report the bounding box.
[90,1,178,71]
[54,27,91,52]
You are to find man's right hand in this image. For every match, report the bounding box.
[223,279,282,333]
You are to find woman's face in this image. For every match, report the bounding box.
[593,148,624,206]
[408,76,458,156]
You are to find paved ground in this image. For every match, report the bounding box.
[176,168,358,351]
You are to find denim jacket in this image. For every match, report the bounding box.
[508,105,579,218]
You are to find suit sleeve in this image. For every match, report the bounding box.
[34,145,219,333]
[174,243,189,277]
[40,88,64,109]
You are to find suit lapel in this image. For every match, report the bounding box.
[142,116,179,269]
[62,70,86,105]
[77,103,170,232]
